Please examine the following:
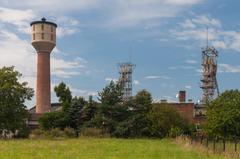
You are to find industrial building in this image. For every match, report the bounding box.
[154,90,206,127]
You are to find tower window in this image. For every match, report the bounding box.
[33,34,35,40]
[41,33,44,39]
[51,34,53,40]
[33,25,35,31]
[51,26,53,32]
[41,24,44,30]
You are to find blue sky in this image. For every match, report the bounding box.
[0,0,240,107]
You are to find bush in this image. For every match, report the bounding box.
[113,122,130,138]
[15,126,30,138]
[80,128,109,137]
[63,127,76,138]
[48,128,65,138]
[29,129,45,139]
[148,104,191,138]
[30,128,77,139]
[168,127,182,138]
[38,112,67,130]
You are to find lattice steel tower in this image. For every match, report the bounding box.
[118,63,135,101]
[200,32,219,103]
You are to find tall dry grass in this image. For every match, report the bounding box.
[175,136,240,159]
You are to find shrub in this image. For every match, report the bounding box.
[15,126,30,138]
[113,121,131,138]
[168,127,182,138]
[63,127,76,138]
[29,129,45,139]
[30,128,77,139]
[38,112,67,130]
[80,128,109,137]
[148,104,191,138]
[48,128,65,138]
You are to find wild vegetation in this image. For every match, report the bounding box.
[38,81,194,138]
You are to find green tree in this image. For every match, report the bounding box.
[98,81,123,106]
[39,82,73,130]
[0,66,33,137]
[38,111,66,130]
[54,82,72,112]
[148,104,190,138]
[82,95,97,123]
[91,81,124,134]
[206,90,240,138]
[131,90,152,137]
[134,89,152,113]
[114,90,153,137]
[68,97,84,136]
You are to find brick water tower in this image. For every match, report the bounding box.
[30,18,57,113]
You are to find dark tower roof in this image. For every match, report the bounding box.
[30,17,57,27]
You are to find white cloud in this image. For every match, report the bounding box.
[51,83,98,99]
[0,7,81,37]
[191,15,221,27]
[0,0,101,12]
[51,57,86,78]
[212,40,227,49]
[166,0,202,5]
[0,29,87,91]
[56,17,80,26]
[133,80,140,85]
[195,68,202,74]
[180,19,196,29]
[97,0,203,28]
[57,27,79,38]
[196,64,240,75]
[218,64,240,74]
[0,0,203,29]
[172,15,240,52]
[145,75,171,80]
[185,85,192,89]
[70,87,98,98]
[55,16,81,37]
[0,7,36,28]
[105,78,118,83]
[169,66,195,70]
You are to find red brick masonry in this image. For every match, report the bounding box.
[36,51,51,113]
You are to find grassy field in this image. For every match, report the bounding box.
[0,138,224,159]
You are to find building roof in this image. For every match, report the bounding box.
[29,103,62,114]
[30,17,57,27]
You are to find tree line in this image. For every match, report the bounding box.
[39,81,194,138]
[0,66,240,139]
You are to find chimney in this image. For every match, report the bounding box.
[179,90,186,103]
